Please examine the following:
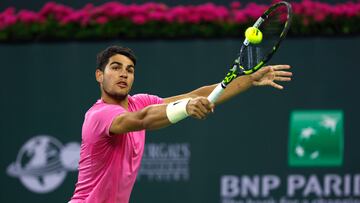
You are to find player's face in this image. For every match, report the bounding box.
[99,54,135,100]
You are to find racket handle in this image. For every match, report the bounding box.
[207,83,225,103]
[253,17,264,28]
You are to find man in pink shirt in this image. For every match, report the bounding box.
[70,45,292,203]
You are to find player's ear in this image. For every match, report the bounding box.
[95,69,104,83]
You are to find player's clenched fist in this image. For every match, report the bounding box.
[186,97,214,119]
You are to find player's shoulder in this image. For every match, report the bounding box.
[131,93,150,100]
[85,99,125,119]
[131,93,163,106]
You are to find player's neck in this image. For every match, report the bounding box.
[101,94,129,110]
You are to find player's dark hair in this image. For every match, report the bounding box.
[96,45,137,71]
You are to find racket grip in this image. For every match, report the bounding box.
[253,17,264,28]
[207,83,225,103]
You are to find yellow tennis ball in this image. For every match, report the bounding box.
[245,27,263,44]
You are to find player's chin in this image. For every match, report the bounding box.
[116,89,129,97]
[107,88,129,99]
[112,92,128,100]
[123,86,133,95]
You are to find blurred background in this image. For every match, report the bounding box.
[1,0,359,203]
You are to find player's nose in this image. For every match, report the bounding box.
[119,69,128,78]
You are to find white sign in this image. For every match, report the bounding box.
[6,135,80,193]
[138,143,190,181]
[221,174,360,203]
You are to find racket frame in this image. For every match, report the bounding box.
[207,1,292,103]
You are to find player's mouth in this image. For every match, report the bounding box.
[116,81,128,88]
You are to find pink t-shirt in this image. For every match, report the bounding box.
[70,94,163,203]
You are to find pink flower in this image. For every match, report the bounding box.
[0,0,359,38]
[60,10,90,26]
[2,7,16,15]
[39,2,57,17]
[0,8,17,29]
[314,12,326,22]
[128,4,147,16]
[196,3,220,22]
[216,6,230,20]
[142,2,158,11]
[187,13,201,24]
[39,2,74,21]
[18,10,40,24]
[81,17,90,26]
[292,3,302,15]
[60,11,81,24]
[231,2,241,10]
[55,4,74,20]
[131,14,147,25]
[169,6,188,23]
[342,2,359,17]
[98,2,129,19]
[331,6,342,17]
[83,3,94,11]
[148,11,165,21]
[3,15,17,26]
[95,16,108,24]
[243,3,266,20]
[164,12,175,23]
[156,3,168,12]
[233,11,247,23]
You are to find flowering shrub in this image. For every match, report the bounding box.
[0,0,359,41]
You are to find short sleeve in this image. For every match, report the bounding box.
[132,94,163,108]
[83,104,126,142]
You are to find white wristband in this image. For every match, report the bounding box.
[166,98,191,124]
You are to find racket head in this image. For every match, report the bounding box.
[239,1,293,75]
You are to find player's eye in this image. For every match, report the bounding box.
[127,68,134,73]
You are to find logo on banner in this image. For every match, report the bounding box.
[6,135,80,193]
[288,110,344,166]
[138,143,190,181]
[219,109,359,203]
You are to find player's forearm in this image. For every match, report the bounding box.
[217,75,253,104]
[189,75,253,105]
[141,105,172,130]
[110,104,171,134]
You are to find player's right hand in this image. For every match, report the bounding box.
[186,97,214,120]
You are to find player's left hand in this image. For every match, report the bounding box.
[250,64,292,90]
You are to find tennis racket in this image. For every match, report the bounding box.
[207,1,293,103]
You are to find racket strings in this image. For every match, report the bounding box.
[240,46,262,70]
[241,5,288,71]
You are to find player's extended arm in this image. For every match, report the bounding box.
[163,76,252,105]
[109,97,214,135]
[164,75,253,105]
[109,104,169,134]
[164,65,291,105]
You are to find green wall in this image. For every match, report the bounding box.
[1,38,359,202]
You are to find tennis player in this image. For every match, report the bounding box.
[69,45,292,203]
